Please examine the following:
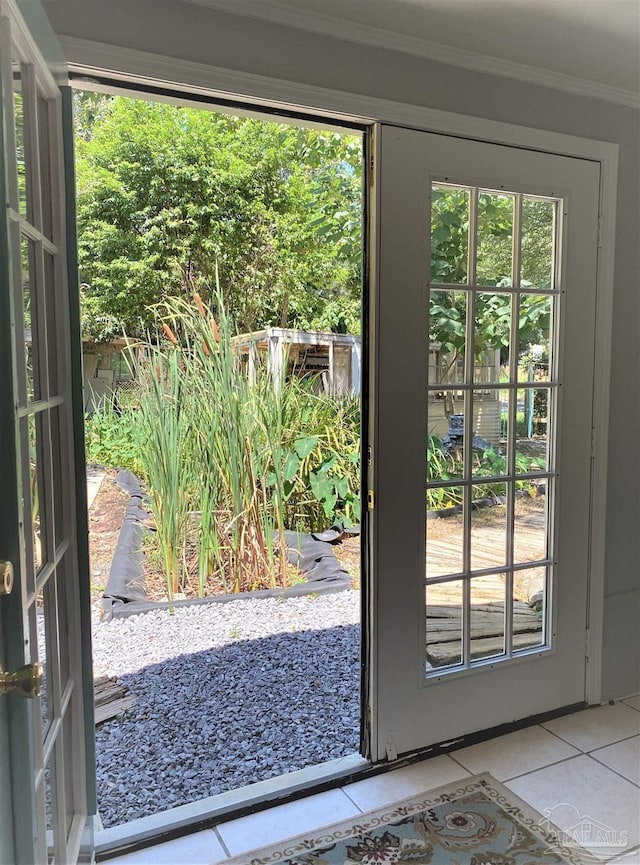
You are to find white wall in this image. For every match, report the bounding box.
[42,0,640,700]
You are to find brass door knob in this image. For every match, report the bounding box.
[0,561,13,595]
[0,662,43,698]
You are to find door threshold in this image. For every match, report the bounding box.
[95,753,369,859]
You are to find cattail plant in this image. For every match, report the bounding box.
[127,291,361,600]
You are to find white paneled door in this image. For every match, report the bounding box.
[373,125,600,760]
[0,2,92,863]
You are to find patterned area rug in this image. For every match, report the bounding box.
[228,774,598,864]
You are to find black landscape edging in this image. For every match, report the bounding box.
[102,471,352,620]
[426,484,546,520]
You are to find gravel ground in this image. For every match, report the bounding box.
[92,591,360,827]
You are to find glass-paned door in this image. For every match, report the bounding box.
[0,2,93,863]
[373,125,600,758]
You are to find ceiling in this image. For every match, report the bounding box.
[191,0,640,102]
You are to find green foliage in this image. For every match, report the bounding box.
[84,401,143,475]
[125,292,360,599]
[74,92,363,341]
[429,186,555,365]
[430,186,470,284]
[276,399,361,529]
[426,435,545,510]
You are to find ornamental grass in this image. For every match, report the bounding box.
[128,293,360,600]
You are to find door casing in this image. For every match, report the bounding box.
[2,28,616,856]
[68,50,616,854]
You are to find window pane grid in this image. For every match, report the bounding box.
[430,283,559,295]
[426,560,554,587]
[426,180,560,676]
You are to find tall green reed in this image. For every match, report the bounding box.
[128,292,361,599]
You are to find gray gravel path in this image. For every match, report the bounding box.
[92,591,360,827]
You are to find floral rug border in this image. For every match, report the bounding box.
[227,772,599,865]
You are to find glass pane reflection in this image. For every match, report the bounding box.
[28,413,44,573]
[13,61,29,218]
[513,567,547,651]
[477,191,515,287]
[470,575,505,661]
[518,294,553,382]
[521,198,555,290]
[426,491,464,579]
[426,580,463,669]
[430,185,470,285]
[428,290,467,386]
[22,235,41,401]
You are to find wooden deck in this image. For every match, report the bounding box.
[425,502,546,667]
[426,504,547,585]
[426,598,543,668]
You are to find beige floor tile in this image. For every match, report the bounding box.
[506,755,640,861]
[452,724,580,781]
[109,829,227,864]
[623,696,640,712]
[591,736,640,786]
[216,788,359,856]
[342,754,470,812]
[542,703,640,752]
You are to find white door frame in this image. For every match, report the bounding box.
[61,31,617,709]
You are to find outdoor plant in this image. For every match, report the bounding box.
[127,291,361,600]
[426,434,545,511]
[275,390,360,530]
[84,400,144,475]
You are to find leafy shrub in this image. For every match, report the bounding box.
[426,435,544,511]
[84,401,143,475]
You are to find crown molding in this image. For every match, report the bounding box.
[186,0,640,110]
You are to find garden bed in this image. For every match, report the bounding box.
[101,471,354,619]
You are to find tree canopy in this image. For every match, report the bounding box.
[430,186,555,367]
[74,93,363,340]
[75,93,554,365]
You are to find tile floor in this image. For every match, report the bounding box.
[110,696,640,864]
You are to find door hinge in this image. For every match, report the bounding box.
[367,489,375,510]
[385,740,398,762]
[367,446,373,466]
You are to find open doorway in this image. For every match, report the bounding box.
[73,87,367,830]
